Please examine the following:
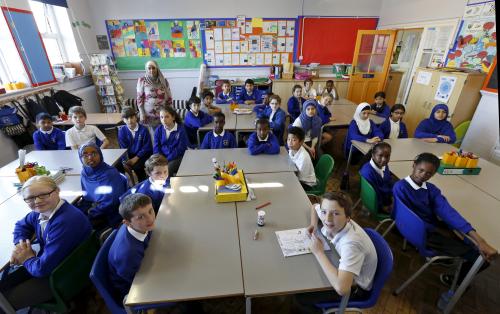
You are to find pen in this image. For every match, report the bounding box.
[255,201,271,210]
[253,230,259,240]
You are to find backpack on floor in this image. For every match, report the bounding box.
[52,90,83,113]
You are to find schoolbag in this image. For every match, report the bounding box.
[52,90,83,113]
[40,95,62,117]
[0,103,28,136]
[24,97,48,123]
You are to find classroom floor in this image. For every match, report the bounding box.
[44,128,499,314]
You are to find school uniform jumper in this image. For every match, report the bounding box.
[360,160,393,210]
[287,96,306,121]
[371,103,391,119]
[153,123,189,174]
[184,110,213,146]
[343,120,383,158]
[216,91,236,104]
[316,104,332,125]
[414,104,456,143]
[379,118,408,139]
[237,89,262,104]
[257,107,286,145]
[200,130,237,149]
[33,127,66,150]
[120,177,171,213]
[108,224,151,302]
[117,124,153,180]
[247,132,280,155]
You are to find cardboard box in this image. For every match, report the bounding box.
[214,170,248,202]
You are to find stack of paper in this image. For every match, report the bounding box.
[275,228,331,257]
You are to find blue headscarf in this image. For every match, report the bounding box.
[299,99,322,139]
[78,143,114,181]
[428,104,450,133]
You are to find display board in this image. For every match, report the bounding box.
[106,19,204,70]
[1,6,56,86]
[203,17,296,67]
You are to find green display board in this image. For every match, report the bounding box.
[106,19,203,70]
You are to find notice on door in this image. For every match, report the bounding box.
[435,76,457,103]
[416,71,432,85]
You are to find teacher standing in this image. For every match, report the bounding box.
[136,60,173,133]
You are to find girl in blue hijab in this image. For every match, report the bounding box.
[291,99,323,159]
[414,104,456,143]
[77,143,128,229]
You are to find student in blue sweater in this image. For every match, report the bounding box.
[184,96,214,147]
[247,118,280,155]
[393,153,497,286]
[120,154,170,214]
[316,92,336,146]
[414,104,456,143]
[343,103,383,161]
[379,104,408,139]
[200,112,237,149]
[33,112,66,150]
[153,106,189,175]
[0,176,91,311]
[255,95,286,145]
[216,80,236,104]
[117,107,153,181]
[370,91,390,119]
[360,142,393,213]
[108,193,155,305]
[252,92,273,116]
[237,79,262,104]
[287,84,306,121]
[201,90,221,115]
[76,143,128,230]
[292,100,323,160]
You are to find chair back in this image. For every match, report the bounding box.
[90,230,127,314]
[361,228,394,307]
[314,154,335,194]
[360,175,379,216]
[393,197,434,257]
[453,120,471,148]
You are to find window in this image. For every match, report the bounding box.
[29,1,80,66]
[0,13,31,86]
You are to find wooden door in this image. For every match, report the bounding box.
[348,30,396,104]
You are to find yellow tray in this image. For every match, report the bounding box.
[214,170,248,203]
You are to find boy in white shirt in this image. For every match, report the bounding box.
[65,106,110,150]
[294,192,378,313]
[287,126,317,190]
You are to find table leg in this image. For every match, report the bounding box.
[341,145,354,191]
[246,296,251,314]
[197,129,201,147]
[443,255,485,314]
[338,294,350,314]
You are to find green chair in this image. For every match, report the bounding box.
[355,176,394,237]
[453,120,471,148]
[307,154,335,196]
[34,231,100,313]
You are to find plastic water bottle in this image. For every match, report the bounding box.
[437,290,454,311]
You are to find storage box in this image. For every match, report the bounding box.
[214,170,248,202]
[437,162,481,175]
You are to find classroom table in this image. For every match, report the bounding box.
[351,138,456,161]
[176,147,296,177]
[237,172,336,312]
[389,161,500,314]
[125,176,244,306]
[0,149,126,177]
[457,158,500,201]
[0,175,83,267]
[235,111,258,140]
[53,113,123,126]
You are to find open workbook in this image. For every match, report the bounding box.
[275,228,331,257]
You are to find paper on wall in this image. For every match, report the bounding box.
[261,35,274,52]
[280,53,289,64]
[240,53,249,65]
[237,15,246,34]
[215,54,224,66]
[223,54,232,65]
[264,53,272,65]
[214,28,223,41]
[272,53,280,64]
[240,40,249,52]
[205,30,215,49]
[214,41,223,54]
[434,76,457,103]
[223,28,232,40]
[223,41,232,53]
[232,41,241,52]
[256,53,264,65]
[263,21,277,33]
[248,54,256,65]
[252,17,263,28]
[286,20,295,36]
[232,54,240,65]
[278,20,287,36]
[285,37,294,52]
[277,37,286,52]
[249,35,261,53]
[245,21,252,34]
[205,50,215,66]
[416,71,432,85]
[231,27,240,40]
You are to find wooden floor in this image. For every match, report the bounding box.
[56,128,500,314]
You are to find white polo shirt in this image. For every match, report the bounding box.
[289,146,316,186]
[65,125,106,148]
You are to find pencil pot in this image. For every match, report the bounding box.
[454,156,468,168]
[466,158,478,168]
[441,152,457,165]
[16,167,36,183]
[215,180,226,189]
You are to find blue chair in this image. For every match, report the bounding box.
[315,228,394,314]
[90,230,174,314]
[392,197,464,295]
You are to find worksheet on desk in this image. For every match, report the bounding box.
[276,228,331,257]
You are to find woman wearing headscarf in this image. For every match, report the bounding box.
[292,99,323,159]
[136,60,173,133]
[76,143,129,229]
[343,102,384,160]
[414,104,456,143]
